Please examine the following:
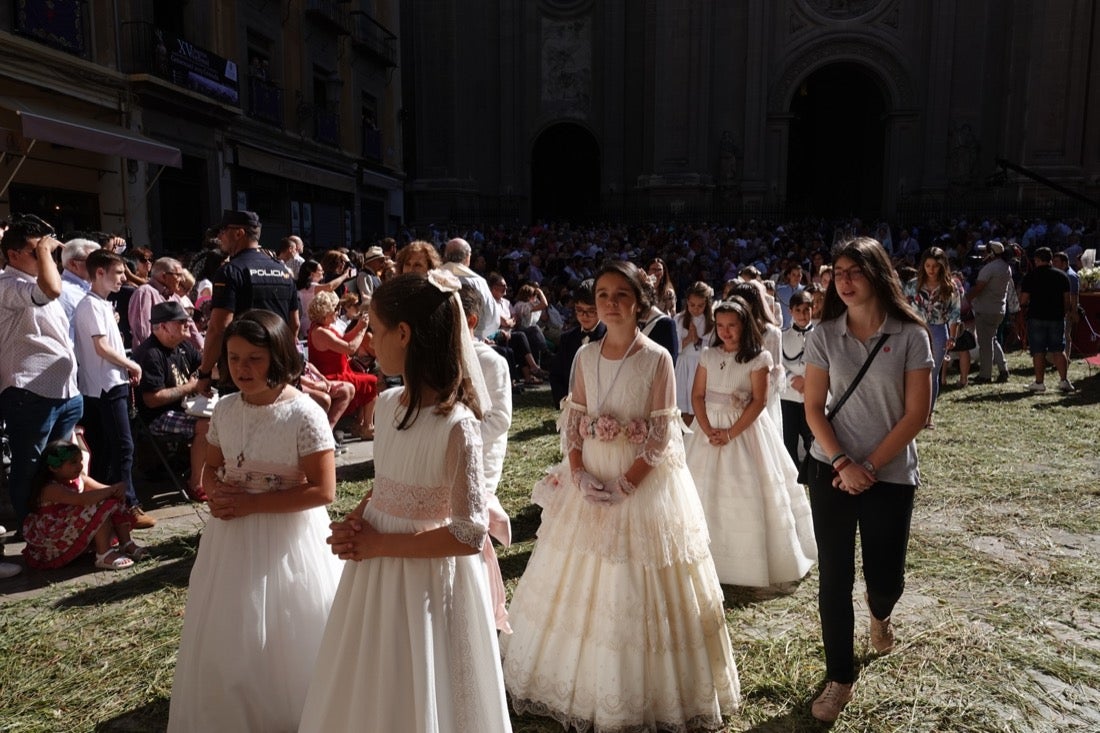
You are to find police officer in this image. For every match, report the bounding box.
[195,210,300,394]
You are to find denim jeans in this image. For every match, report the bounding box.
[928,323,948,413]
[82,383,138,508]
[807,457,916,683]
[0,387,84,523]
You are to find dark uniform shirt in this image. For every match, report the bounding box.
[211,248,299,321]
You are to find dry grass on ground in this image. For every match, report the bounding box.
[1,352,1098,732]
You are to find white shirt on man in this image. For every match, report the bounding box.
[73,292,128,397]
[0,267,78,398]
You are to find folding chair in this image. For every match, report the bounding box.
[131,411,191,504]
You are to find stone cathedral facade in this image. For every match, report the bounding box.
[400,0,1099,223]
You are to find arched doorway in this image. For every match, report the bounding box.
[786,62,887,217]
[531,123,600,222]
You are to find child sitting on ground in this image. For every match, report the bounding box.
[22,440,147,571]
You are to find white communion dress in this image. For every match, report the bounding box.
[502,337,740,733]
[168,391,341,733]
[674,311,712,415]
[299,388,511,733]
[684,348,817,587]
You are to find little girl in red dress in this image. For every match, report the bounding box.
[22,440,147,571]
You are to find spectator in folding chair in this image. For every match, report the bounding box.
[133,301,210,502]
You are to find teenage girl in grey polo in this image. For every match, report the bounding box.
[800,237,933,724]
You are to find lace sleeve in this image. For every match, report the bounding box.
[562,347,590,453]
[640,348,679,466]
[296,397,336,456]
[444,417,489,550]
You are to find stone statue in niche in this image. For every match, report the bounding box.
[719,131,740,185]
[947,122,980,187]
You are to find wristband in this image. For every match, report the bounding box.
[829,452,847,466]
[197,369,212,381]
[832,458,852,474]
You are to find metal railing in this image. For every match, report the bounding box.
[247,75,284,128]
[350,11,397,67]
[314,107,340,147]
[304,0,351,35]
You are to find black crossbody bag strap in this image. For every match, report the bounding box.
[825,333,889,422]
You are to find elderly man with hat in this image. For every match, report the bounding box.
[194,210,300,395]
[133,301,210,502]
[355,244,387,302]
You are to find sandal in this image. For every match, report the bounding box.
[524,376,543,385]
[355,425,375,441]
[122,541,151,561]
[94,549,134,571]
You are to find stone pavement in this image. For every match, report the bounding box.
[0,437,374,605]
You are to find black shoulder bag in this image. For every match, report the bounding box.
[797,333,889,484]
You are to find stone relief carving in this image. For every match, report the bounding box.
[805,0,883,19]
[947,122,980,187]
[541,17,592,109]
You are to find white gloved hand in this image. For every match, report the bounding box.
[572,469,603,497]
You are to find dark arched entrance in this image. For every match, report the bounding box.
[786,62,887,217]
[531,123,600,222]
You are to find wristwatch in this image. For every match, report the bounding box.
[861,459,876,474]
[196,369,212,381]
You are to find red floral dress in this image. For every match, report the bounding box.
[21,477,129,569]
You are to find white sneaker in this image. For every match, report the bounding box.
[1059,379,1075,393]
[1027,382,1047,393]
[0,561,22,580]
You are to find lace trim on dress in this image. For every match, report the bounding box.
[369,477,451,520]
[639,410,681,467]
[507,695,728,733]
[562,398,587,454]
[446,418,489,550]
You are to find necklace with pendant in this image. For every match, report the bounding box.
[237,387,282,466]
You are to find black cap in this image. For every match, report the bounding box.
[220,209,261,229]
[150,301,190,324]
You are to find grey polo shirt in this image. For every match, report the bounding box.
[805,315,933,486]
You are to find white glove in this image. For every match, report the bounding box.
[572,469,603,497]
[584,475,635,505]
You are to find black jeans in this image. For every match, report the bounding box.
[780,399,813,466]
[83,383,138,508]
[807,457,915,683]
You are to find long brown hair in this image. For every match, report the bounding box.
[822,237,927,328]
[915,246,954,302]
[680,281,715,335]
[370,273,482,429]
[712,296,762,363]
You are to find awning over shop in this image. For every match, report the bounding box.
[0,96,182,168]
